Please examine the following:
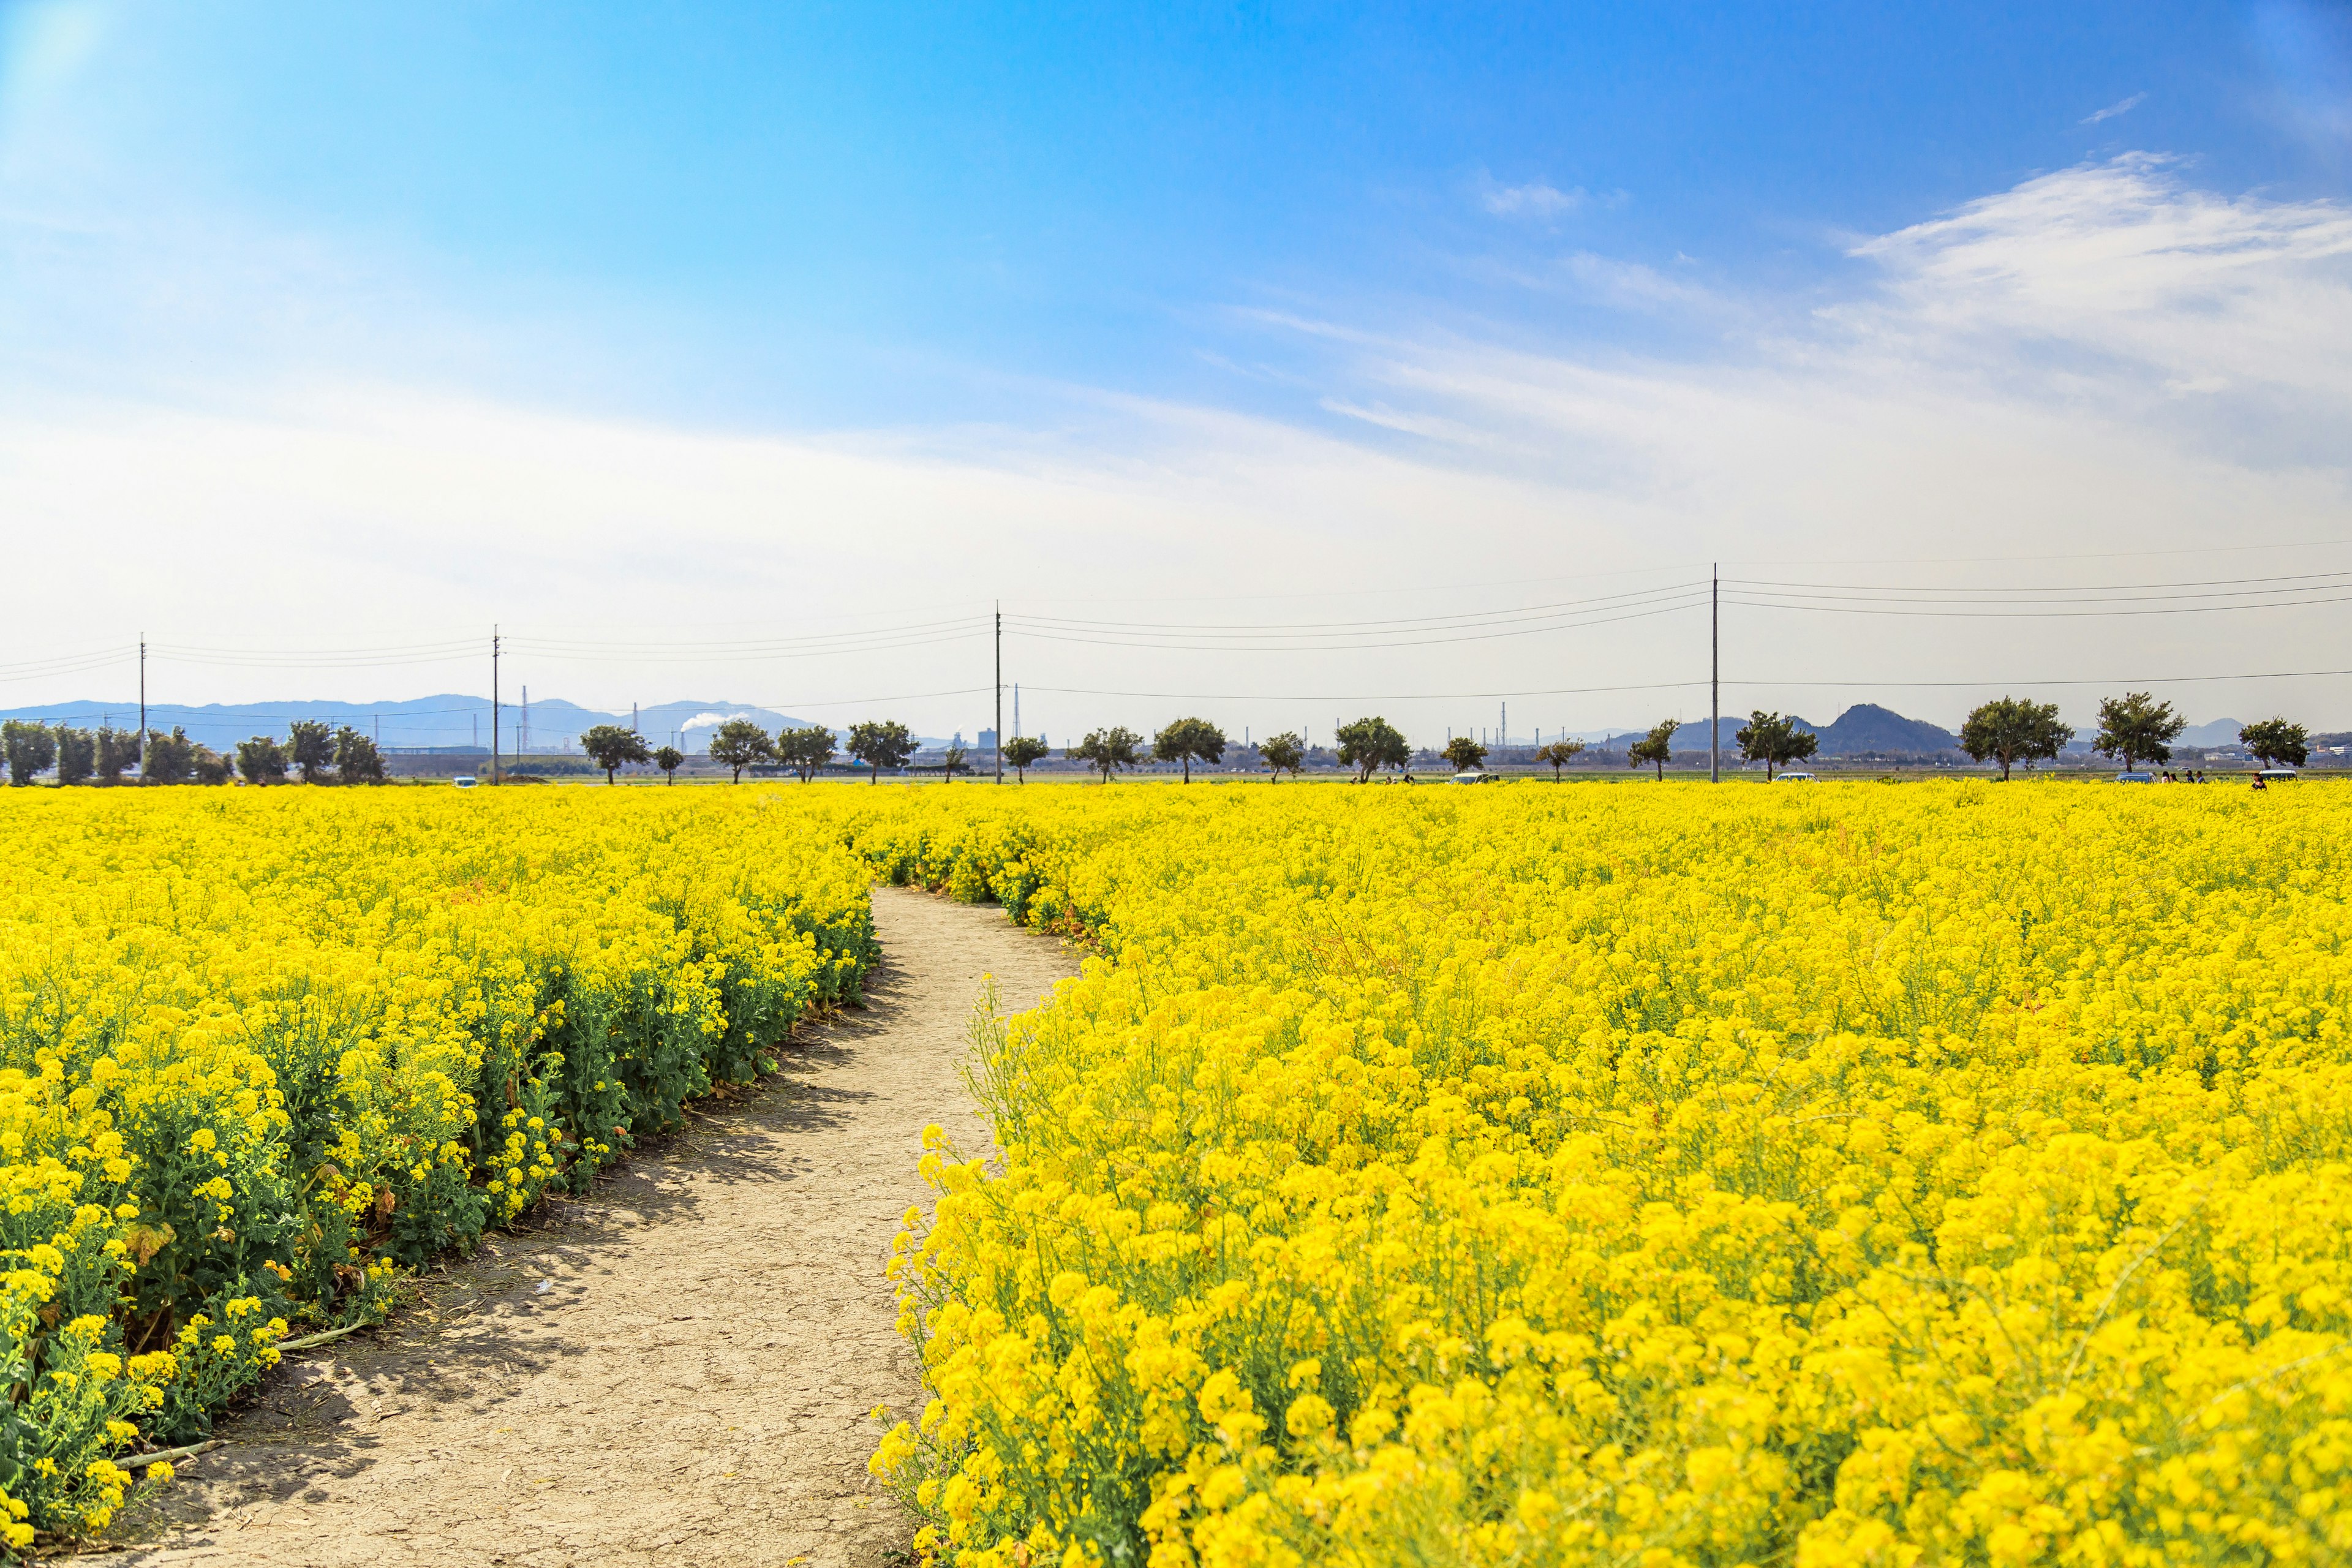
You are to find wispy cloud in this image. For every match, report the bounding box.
[2081,92,2146,124]
[1474,174,1587,219]
[4,156,2350,733]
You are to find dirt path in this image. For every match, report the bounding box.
[117,888,1075,1567]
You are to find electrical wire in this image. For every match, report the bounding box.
[1008,581,1709,635]
[1724,589,2352,619]
[1008,595,1711,653]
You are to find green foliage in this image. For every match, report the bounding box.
[2,720,55,786]
[144,728,195,785]
[777,724,839,782]
[1535,737,1585,779]
[1442,736,1488,774]
[1072,726,1142,783]
[1002,734,1050,782]
[1152,716,1228,782]
[1735,711,1820,781]
[941,744,970,781]
[235,736,288,786]
[2094,691,2187,771]
[1335,716,1409,782]
[708,718,775,784]
[580,723,654,785]
[96,726,138,784]
[654,745,685,783]
[285,720,335,784]
[1628,717,1679,780]
[191,745,232,786]
[2240,717,2310,770]
[848,720,918,783]
[52,727,95,788]
[1258,731,1305,780]
[333,727,388,785]
[1959,696,2073,780]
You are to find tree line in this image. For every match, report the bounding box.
[554,696,2330,788]
[1,719,389,787]
[8,692,2318,791]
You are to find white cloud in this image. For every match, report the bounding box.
[2082,92,2146,124]
[1475,175,1587,219]
[3,157,2349,739]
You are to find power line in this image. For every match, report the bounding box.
[1724,589,2352,619]
[1006,596,1710,653]
[1008,580,1708,634]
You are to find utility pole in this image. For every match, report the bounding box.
[994,601,1003,785]
[1708,564,1720,783]
[137,633,146,769]
[492,627,502,786]
[1501,702,1507,750]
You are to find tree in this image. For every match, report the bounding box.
[96,726,138,784]
[1152,716,1227,782]
[2,720,55,786]
[1071,726,1141,783]
[1627,717,1679,780]
[334,726,388,784]
[775,725,838,782]
[2239,717,2310,770]
[1536,737,1585,780]
[1259,731,1305,781]
[1442,735,1488,774]
[1003,734,1049,782]
[708,718,774,783]
[1335,716,1410,783]
[941,744,969,782]
[236,736,288,785]
[1959,696,2073,781]
[847,720,916,783]
[1734,711,1820,782]
[53,726,95,787]
[654,745,684,783]
[2094,692,2187,772]
[286,720,335,784]
[145,728,195,785]
[581,723,654,785]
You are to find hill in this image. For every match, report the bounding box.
[1810,703,1958,757]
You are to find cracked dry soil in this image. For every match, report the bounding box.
[113,887,1076,1567]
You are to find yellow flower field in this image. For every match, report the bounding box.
[853,780,2352,1568]
[0,788,872,1544]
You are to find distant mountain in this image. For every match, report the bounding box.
[1811,703,1958,756]
[2177,718,2245,748]
[1623,704,1957,760]
[1665,717,1747,753]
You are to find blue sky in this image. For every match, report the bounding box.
[4,1,2351,741]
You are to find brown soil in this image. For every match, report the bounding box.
[112,888,1075,1567]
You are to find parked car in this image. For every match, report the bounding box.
[1449,769,1496,785]
[1775,771,1816,782]
[2116,772,2154,783]
[2256,767,2298,783]
[453,775,478,788]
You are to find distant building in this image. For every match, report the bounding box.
[979,728,998,750]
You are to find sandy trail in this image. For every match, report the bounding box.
[118,888,1075,1567]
